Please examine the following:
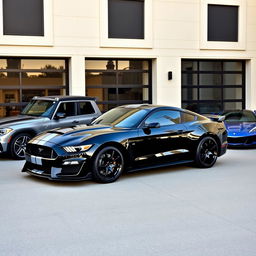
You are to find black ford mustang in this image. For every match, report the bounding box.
[22,105,228,183]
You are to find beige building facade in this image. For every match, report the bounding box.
[0,0,256,117]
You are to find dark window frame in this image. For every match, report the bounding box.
[0,57,69,114]
[85,58,152,112]
[181,59,245,114]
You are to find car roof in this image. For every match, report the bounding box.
[32,96,96,102]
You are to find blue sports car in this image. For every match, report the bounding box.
[222,110,256,147]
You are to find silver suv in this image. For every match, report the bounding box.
[0,96,101,159]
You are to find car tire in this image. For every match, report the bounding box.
[92,146,124,183]
[9,133,32,160]
[195,136,218,168]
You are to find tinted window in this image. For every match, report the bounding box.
[145,110,181,127]
[208,5,238,42]
[21,100,55,117]
[224,111,256,122]
[93,107,148,128]
[108,0,144,39]
[78,102,95,115]
[56,102,76,117]
[181,112,196,123]
[3,0,44,36]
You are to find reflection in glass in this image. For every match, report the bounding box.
[223,74,242,85]
[223,88,242,100]
[199,88,221,100]
[22,90,46,102]
[118,88,148,101]
[199,61,222,71]
[86,72,116,86]
[0,72,19,85]
[118,72,147,85]
[182,74,197,86]
[85,60,116,70]
[182,61,197,71]
[22,72,66,86]
[118,60,148,70]
[224,102,242,111]
[21,59,65,70]
[182,88,197,101]
[199,74,221,86]
[223,62,242,71]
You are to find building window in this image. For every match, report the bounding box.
[85,59,152,112]
[200,0,246,50]
[108,0,144,39]
[3,0,44,36]
[208,4,238,42]
[0,58,68,117]
[181,60,245,114]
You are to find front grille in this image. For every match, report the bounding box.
[26,144,57,158]
[228,135,256,144]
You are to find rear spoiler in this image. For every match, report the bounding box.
[204,114,225,122]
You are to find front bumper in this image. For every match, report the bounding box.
[0,134,11,153]
[22,153,92,181]
[227,135,256,148]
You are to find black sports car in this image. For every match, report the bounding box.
[22,105,228,183]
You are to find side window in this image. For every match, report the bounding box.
[56,102,76,117]
[78,102,95,115]
[145,110,181,127]
[181,112,196,123]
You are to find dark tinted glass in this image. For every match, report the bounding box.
[208,4,238,42]
[78,102,95,115]
[181,112,196,122]
[3,0,44,36]
[224,111,256,122]
[108,0,144,39]
[56,102,76,117]
[145,110,181,126]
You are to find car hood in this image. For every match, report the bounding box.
[0,115,45,128]
[225,122,256,136]
[31,124,129,146]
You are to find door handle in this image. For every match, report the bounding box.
[72,120,79,124]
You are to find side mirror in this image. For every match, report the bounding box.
[55,112,66,120]
[145,122,160,129]
[218,116,225,122]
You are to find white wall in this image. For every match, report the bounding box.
[0,0,255,109]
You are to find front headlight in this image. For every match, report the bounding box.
[249,127,256,133]
[63,144,93,153]
[0,128,13,136]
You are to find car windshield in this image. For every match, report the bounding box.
[92,107,149,128]
[224,111,256,122]
[21,100,56,117]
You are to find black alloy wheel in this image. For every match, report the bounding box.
[195,136,218,168]
[92,146,124,183]
[10,133,32,159]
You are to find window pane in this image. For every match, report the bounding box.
[223,88,242,100]
[181,112,196,122]
[0,72,19,86]
[108,0,144,39]
[223,62,242,71]
[86,72,116,86]
[3,0,44,36]
[0,59,21,69]
[118,88,148,101]
[78,102,95,115]
[56,102,76,117]
[199,61,222,71]
[224,102,242,111]
[86,88,117,102]
[0,89,20,117]
[145,110,181,126]
[0,105,22,117]
[223,74,242,85]
[85,60,116,70]
[22,89,45,102]
[22,72,66,86]
[199,88,221,100]
[182,61,197,71]
[182,88,197,100]
[199,74,221,86]
[208,5,238,42]
[21,60,65,70]
[182,74,197,86]
[118,60,148,70]
[118,72,148,85]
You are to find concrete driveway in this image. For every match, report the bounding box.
[0,149,256,256]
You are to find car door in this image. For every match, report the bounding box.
[48,101,79,129]
[131,110,187,166]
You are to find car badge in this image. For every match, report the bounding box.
[38,148,44,153]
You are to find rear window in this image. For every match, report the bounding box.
[181,112,196,123]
